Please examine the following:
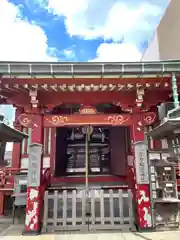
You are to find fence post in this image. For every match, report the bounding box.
[53,191,58,228]
[42,191,48,232]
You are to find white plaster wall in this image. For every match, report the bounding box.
[141,31,160,61]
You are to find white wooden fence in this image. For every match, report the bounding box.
[43,188,134,232]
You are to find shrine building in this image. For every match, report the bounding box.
[0,61,180,234]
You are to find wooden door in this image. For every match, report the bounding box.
[55,127,68,176]
[110,127,127,176]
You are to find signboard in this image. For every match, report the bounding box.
[134,142,149,184]
[27,143,42,187]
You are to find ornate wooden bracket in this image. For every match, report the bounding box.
[136,86,144,108]
[29,89,38,108]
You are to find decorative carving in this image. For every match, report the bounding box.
[113,102,132,112]
[136,120,143,132]
[18,114,33,127]
[137,186,152,228]
[46,115,68,125]
[135,112,156,132]
[142,112,156,126]
[79,105,97,114]
[105,115,130,125]
[25,187,40,231]
[44,114,132,127]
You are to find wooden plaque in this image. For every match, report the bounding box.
[134,141,149,184]
[27,143,42,187]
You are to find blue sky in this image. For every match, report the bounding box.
[0,0,169,149]
[0,0,169,62]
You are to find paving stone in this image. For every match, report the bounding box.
[0,226,180,240]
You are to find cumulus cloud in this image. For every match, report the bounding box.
[0,0,58,151]
[90,42,142,62]
[63,49,76,60]
[45,0,167,61]
[47,0,164,42]
[0,0,56,61]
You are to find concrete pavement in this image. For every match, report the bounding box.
[0,225,179,240]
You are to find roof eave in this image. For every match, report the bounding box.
[0,123,28,142]
[147,119,180,139]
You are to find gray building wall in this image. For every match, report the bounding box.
[142,0,180,61]
[142,31,160,61]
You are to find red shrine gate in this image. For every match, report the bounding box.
[0,61,179,234]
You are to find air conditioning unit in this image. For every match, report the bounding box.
[158,102,174,121]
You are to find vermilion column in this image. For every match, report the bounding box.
[23,114,44,235]
[12,107,23,169]
[50,128,56,176]
[131,116,152,230]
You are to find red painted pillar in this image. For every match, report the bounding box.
[12,107,23,169]
[0,192,4,216]
[23,114,44,235]
[126,154,136,203]
[131,116,152,230]
[50,128,56,176]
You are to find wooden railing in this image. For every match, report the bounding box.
[43,188,134,232]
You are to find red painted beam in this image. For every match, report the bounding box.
[51,175,127,185]
[17,112,156,128]
[7,89,170,107]
[38,91,137,105]
[43,114,132,127]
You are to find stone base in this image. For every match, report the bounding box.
[22,228,41,236]
[137,227,154,232]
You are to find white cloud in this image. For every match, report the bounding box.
[0,0,57,152]
[47,0,164,42]
[90,42,142,62]
[0,0,56,61]
[63,49,76,60]
[46,0,166,62]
